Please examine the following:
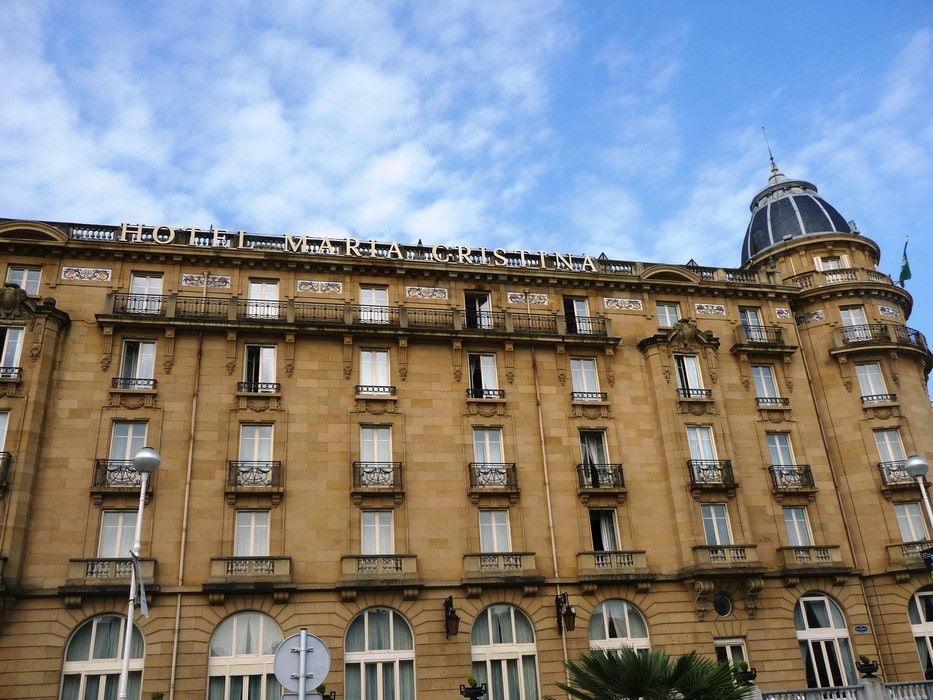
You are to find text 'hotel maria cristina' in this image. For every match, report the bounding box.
[0,163,931,699]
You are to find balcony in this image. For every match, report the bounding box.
[687,460,736,489]
[113,293,167,315]
[769,464,816,496]
[238,299,286,321]
[0,367,22,382]
[565,315,607,335]
[757,396,790,407]
[91,460,154,502]
[731,325,797,356]
[356,385,396,397]
[571,391,608,402]
[204,556,294,603]
[60,557,158,606]
[577,550,652,585]
[352,461,403,489]
[225,461,284,504]
[691,545,762,572]
[338,555,420,592]
[463,552,542,590]
[0,452,11,497]
[860,393,897,404]
[831,325,931,369]
[677,388,712,400]
[237,381,281,394]
[878,460,916,489]
[886,540,933,576]
[468,463,519,494]
[790,266,898,290]
[112,377,157,390]
[467,388,505,400]
[777,546,847,578]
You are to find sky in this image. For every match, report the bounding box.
[1,1,931,336]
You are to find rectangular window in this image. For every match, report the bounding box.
[589,509,620,551]
[767,433,795,466]
[362,511,394,555]
[818,256,844,270]
[464,291,492,329]
[116,341,156,389]
[700,503,732,546]
[240,424,273,462]
[840,305,870,341]
[479,509,510,553]
[580,430,609,465]
[675,355,706,397]
[751,365,782,404]
[564,296,593,334]
[128,273,163,313]
[361,426,392,463]
[99,511,135,558]
[874,429,906,464]
[0,327,24,377]
[686,425,717,461]
[473,428,504,464]
[110,422,147,461]
[359,349,391,394]
[5,266,41,295]
[739,307,765,342]
[570,357,601,400]
[783,507,813,547]
[360,286,390,324]
[243,345,277,392]
[467,354,499,398]
[234,510,270,557]
[247,279,279,318]
[895,503,928,542]
[656,302,679,328]
[0,411,8,451]
[714,639,748,666]
[855,362,888,402]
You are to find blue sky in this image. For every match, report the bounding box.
[1,1,931,337]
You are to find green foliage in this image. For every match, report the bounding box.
[557,647,754,700]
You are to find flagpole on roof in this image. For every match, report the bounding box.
[898,236,911,288]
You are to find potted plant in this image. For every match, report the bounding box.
[460,677,487,698]
[856,655,879,678]
[733,660,757,685]
[150,694,165,700]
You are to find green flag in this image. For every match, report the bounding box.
[898,237,911,288]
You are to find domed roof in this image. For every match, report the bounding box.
[741,161,855,264]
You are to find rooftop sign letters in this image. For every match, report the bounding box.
[115,222,599,273]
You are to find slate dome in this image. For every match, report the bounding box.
[741,161,855,264]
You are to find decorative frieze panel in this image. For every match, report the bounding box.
[61,267,111,282]
[603,297,643,311]
[405,286,448,300]
[297,280,342,294]
[182,273,231,289]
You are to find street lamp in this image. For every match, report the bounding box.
[117,447,160,700]
[905,455,933,536]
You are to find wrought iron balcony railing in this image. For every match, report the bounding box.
[176,296,230,318]
[237,381,281,394]
[113,293,167,315]
[93,460,145,489]
[353,305,399,325]
[112,377,157,390]
[878,460,914,487]
[677,387,712,399]
[356,385,396,396]
[407,308,455,329]
[835,323,929,353]
[467,388,505,399]
[735,325,786,345]
[756,396,790,407]
[352,461,403,489]
[238,299,286,320]
[0,367,22,381]
[226,461,283,488]
[687,460,735,487]
[468,462,519,490]
[576,463,625,489]
[860,393,897,404]
[566,315,607,335]
[769,464,815,490]
[462,310,505,330]
[571,391,608,402]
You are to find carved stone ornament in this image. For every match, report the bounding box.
[0,284,28,319]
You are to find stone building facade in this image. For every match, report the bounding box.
[0,164,931,698]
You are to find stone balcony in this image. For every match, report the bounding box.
[60,557,157,607]
[203,556,294,604]
[337,555,421,601]
[462,552,543,594]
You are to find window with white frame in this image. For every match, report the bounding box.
[564,296,594,334]
[908,588,933,680]
[234,510,270,557]
[473,428,504,464]
[783,507,813,547]
[588,600,650,651]
[208,612,283,700]
[360,426,394,487]
[362,510,394,555]
[243,345,277,393]
[465,291,493,329]
[247,279,279,318]
[589,509,620,552]
[874,429,906,465]
[345,608,415,700]
[0,326,24,378]
[361,285,390,324]
[468,353,500,398]
[240,424,273,463]
[739,307,765,342]
[110,422,147,462]
[128,272,163,313]
[794,594,856,689]
[60,614,143,700]
[700,503,732,546]
[471,605,539,700]
[674,354,706,398]
[840,305,870,341]
[767,433,796,466]
[479,509,511,553]
[570,357,601,401]
[359,349,391,395]
[579,430,616,488]
[714,638,748,666]
[855,362,889,403]
[656,302,679,328]
[686,425,719,474]
[6,266,40,295]
[0,411,8,452]
[895,502,928,542]
[751,364,781,404]
[817,255,846,271]
[98,511,136,559]
[116,340,156,390]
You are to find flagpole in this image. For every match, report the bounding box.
[899,236,911,288]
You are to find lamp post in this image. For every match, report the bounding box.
[905,455,933,535]
[117,447,160,700]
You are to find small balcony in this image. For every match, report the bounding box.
[756,396,790,407]
[878,460,916,488]
[204,556,294,603]
[112,377,157,390]
[861,393,898,404]
[468,463,519,492]
[352,462,404,494]
[576,463,625,490]
[0,367,22,382]
[237,381,281,394]
[687,460,735,489]
[577,550,651,583]
[769,464,816,494]
[777,545,848,577]
[356,384,396,397]
[238,300,287,321]
[463,552,542,588]
[566,315,607,335]
[886,540,933,573]
[353,305,400,325]
[227,461,282,488]
[339,555,420,588]
[677,388,712,400]
[571,391,608,402]
[0,452,11,496]
[467,388,505,400]
[691,545,761,571]
[731,325,797,356]
[91,460,154,501]
[832,324,931,368]
[60,557,158,606]
[113,293,167,315]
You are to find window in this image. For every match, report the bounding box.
[895,503,928,542]
[739,306,765,342]
[208,612,283,700]
[240,424,273,463]
[247,279,279,318]
[589,510,619,552]
[243,345,277,393]
[473,428,504,464]
[783,507,813,547]
[361,285,390,324]
[479,510,511,553]
[818,256,845,271]
[465,291,493,329]
[874,429,906,465]
[470,605,539,700]
[700,503,732,546]
[564,296,594,334]
[908,588,933,680]
[98,511,135,559]
[686,425,718,463]
[362,511,394,555]
[116,341,156,390]
[570,357,601,401]
[794,594,856,689]
[714,638,748,666]
[674,355,707,398]
[580,431,619,488]
[359,349,391,395]
[767,433,795,466]
[110,422,147,462]
[751,364,782,405]
[234,511,269,557]
[128,272,163,313]
[345,608,415,700]
[855,362,889,402]
[468,353,500,399]
[589,600,650,651]
[840,305,870,341]
[60,615,143,700]
[6,266,40,295]
[0,326,24,378]
[361,426,392,464]
[0,411,7,451]
[656,302,679,328]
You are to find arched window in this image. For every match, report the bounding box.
[344,607,415,699]
[794,594,856,689]
[470,604,539,700]
[207,611,282,699]
[60,614,143,700]
[908,587,933,679]
[588,600,650,651]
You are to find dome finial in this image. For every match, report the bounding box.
[762,126,785,184]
